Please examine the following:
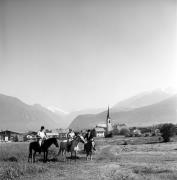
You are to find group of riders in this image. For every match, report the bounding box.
[37,126,95,152]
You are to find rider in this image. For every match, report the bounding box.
[37,126,47,153]
[84,129,96,151]
[67,129,75,152]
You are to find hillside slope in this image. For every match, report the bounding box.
[69,95,177,130]
[0,94,63,132]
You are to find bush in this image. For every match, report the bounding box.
[160,123,176,142]
[13,135,18,142]
[119,128,130,136]
[105,132,113,138]
[112,129,119,135]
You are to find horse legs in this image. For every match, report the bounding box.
[28,144,33,163]
[61,149,66,161]
[33,151,36,163]
[46,151,48,162]
[58,147,61,156]
[43,151,48,162]
[43,151,46,162]
[86,151,89,161]
[28,153,32,163]
[90,152,92,161]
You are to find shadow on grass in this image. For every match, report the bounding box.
[146,141,163,144]
[3,156,18,162]
[133,166,173,175]
[37,155,87,162]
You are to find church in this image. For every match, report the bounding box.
[105,106,113,137]
[94,106,113,137]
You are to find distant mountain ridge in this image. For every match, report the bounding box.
[0,94,65,132]
[69,90,177,130]
[0,89,176,132]
[112,89,172,111]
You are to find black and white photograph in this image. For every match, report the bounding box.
[0,0,177,179]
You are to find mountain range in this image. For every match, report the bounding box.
[69,90,177,130]
[0,94,104,132]
[0,89,176,132]
[0,94,65,132]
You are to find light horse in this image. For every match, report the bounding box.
[84,139,96,160]
[28,137,59,163]
[58,134,85,160]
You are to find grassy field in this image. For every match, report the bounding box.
[1,136,177,180]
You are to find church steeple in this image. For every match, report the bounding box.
[107,106,110,122]
[106,106,112,135]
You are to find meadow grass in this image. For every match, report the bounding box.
[1,137,177,180]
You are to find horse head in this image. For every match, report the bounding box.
[53,138,59,147]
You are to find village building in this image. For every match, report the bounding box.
[94,106,113,137]
[46,132,59,138]
[96,123,107,129]
[0,130,24,142]
[24,131,37,141]
[53,128,69,139]
[105,106,113,136]
[132,128,142,137]
[93,127,105,137]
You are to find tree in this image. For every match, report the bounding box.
[14,135,18,142]
[160,123,176,142]
[120,127,130,136]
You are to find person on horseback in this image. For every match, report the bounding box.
[84,129,96,151]
[37,126,48,153]
[67,129,75,152]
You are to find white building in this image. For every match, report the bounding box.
[94,127,105,137]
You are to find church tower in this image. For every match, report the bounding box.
[106,106,112,135]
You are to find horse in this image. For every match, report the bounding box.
[58,134,85,160]
[84,139,96,160]
[28,137,59,163]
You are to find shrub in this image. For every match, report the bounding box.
[13,135,18,142]
[112,128,119,135]
[119,128,130,136]
[105,132,113,138]
[160,123,176,142]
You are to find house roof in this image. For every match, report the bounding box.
[46,132,59,136]
[95,127,105,132]
[53,129,69,134]
[0,130,22,135]
[96,123,107,128]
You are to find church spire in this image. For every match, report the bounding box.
[106,106,112,136]
[107,106,110,121]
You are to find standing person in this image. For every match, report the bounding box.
[67,129,75,152]
[37,126,47,153]
[84,129,96,151]
[84,129,93,142]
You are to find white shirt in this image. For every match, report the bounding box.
[37,131,46,139]
[68,132,75,140]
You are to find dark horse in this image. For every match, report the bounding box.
[84,140,96,160]
[28,137,59,163]
[58,134,85,160]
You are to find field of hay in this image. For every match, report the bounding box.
[1,136,177,180]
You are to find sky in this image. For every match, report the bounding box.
[0,0,177,112]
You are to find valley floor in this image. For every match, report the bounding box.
[1,136,177,180]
